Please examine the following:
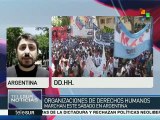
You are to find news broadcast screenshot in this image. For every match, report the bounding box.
[0,0,160,120]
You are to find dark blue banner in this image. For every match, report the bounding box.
[43,97,160,109]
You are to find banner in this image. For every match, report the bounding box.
[114,21,151,59]
[70,16,94,38]
[93,24,113,46]
[42,96,160,110]
[83,46,106,77]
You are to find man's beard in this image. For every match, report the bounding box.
[18,59,35,68]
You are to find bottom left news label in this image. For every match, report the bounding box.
[8,89,42,115]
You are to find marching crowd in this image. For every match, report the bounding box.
[52,37,153,77]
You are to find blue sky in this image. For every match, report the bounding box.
[23,27,45,35]
[0,0,117,27]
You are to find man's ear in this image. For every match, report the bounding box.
[36,49,40,60]
[37,49,39,55]
[37,52,39,56]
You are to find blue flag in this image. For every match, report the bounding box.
[114,22,152,59]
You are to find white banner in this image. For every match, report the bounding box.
[83,46,106,77]
[7,77,49,88]
[71,16,95,38]
[52,77,153,88]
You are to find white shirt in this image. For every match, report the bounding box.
[113,58,119,68]
[151,66,153,71]
[72,66,78,76]
[62,66,69,76]
[116,72,122,77]
[95,56,101,66]
[125,64,130,75]
[108,62,114,74]
[121,66,126,75]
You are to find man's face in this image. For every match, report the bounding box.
[17,39,38,68]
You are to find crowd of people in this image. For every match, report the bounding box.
[52,37,153,77]
[114,50,153,77]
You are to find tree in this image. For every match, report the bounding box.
[52,16,70,27]
[36,27,49,38]
[35,33,49,65]
[35,27,49,65]
[7,27,23,66]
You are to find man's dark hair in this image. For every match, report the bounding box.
[15,33,39,52]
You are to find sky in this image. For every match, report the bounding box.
[23,27,45,35]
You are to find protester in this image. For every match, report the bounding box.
[52,36,152,77]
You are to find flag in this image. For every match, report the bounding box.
[93,23,111,46]
[93,23,99,30]
[83,46,106,77]
[114,21,151,59]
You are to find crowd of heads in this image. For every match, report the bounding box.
[114,50,153,77]
[52,37,153,77]
[134,22,147,33]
